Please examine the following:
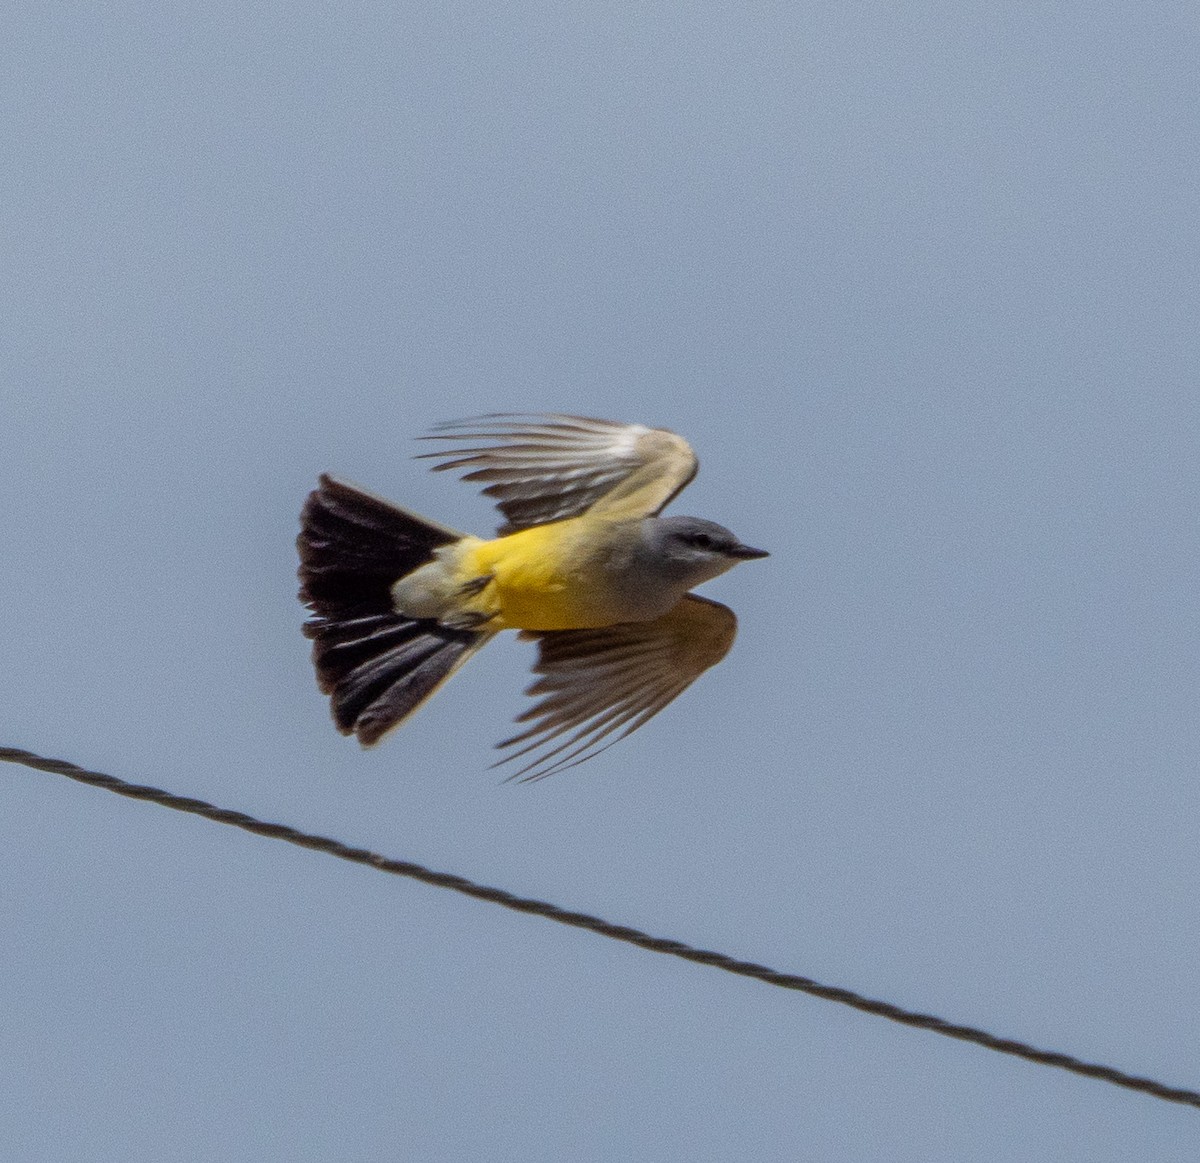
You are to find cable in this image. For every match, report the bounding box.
[3,744,1198,1110]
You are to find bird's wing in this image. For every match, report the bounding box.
[495,594,738,781]
[416,413,698,533]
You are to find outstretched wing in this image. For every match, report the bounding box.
[417,413,698,534]
[495,595,738,782]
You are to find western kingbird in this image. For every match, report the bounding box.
[297,414,767,780]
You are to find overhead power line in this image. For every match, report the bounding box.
[3,744,1197,1111]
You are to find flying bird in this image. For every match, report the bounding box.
[297,414,767,780]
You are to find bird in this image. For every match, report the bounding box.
[296,414,768,781]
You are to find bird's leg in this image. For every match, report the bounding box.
[439,574,498,629]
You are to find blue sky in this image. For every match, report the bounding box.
[3,3,1198,1159]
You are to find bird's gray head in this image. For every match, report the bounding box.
[639,515,769,588]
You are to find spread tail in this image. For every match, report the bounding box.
[297,475,489,745]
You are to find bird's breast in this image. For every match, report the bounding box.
[461,519,670,631]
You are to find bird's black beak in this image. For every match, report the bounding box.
[728,543,769,560]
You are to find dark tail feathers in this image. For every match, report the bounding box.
[298,474,459,622]
[298,475,486,745]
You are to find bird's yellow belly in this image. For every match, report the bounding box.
[459,520,619,631]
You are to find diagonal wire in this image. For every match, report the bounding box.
[3,744,1198,1111]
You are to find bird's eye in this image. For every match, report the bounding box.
[689,533,715,549]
